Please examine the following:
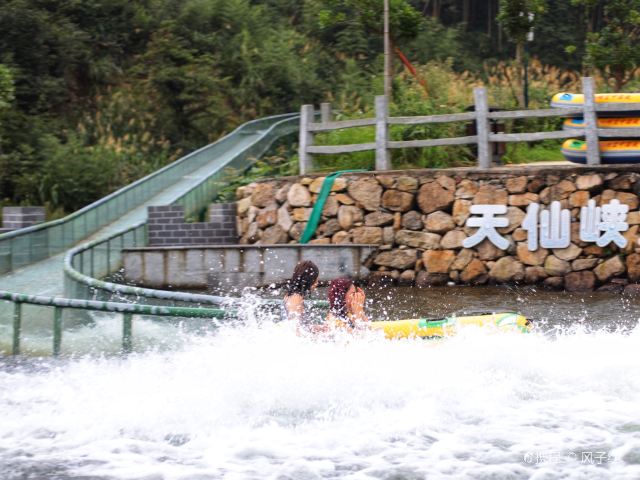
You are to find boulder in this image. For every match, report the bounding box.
[544,255,571,276]
[256,207,277,229]
[322,195,339,217]
[376,175,395,188]
[237,197,252,215]
[516,243,548,266]
[335,193,355,205]
[351,226,383,244]
[455,179,478,199]
[275,184,290,203]
[382,189,414,212]
[571,258,599,271]
[261,225,288,244]
[565,271,596,292]
[497,206,525,234]
[348,178,383,211]
[512,228,528,242]
[473,185,508,204]
[287,184,311,207]
[543,276,564,289]
[332,231,351,244]
[607,174,633,190]
[292,207,312,222]
[242,222,260,244]
[593,256,626,282]
[309,238,331,245]
[506,176,528,193]
[309,176,347,193]
[251,183,276,207]
[397,176,419,192]
[436,176,456,191]
[460,259,488,284]
[476,239,506,261]
[398,270,416,286]
[402,211,423,230]
[569,191,590,208]
[553,243,582,261]
[575,174,603,191]
[338,205,364,230]
[423,250,456,274]
[539,180,576,202]
[525,266,548,284]
[364,211,394,227]
[383,227,395,244]
[374,249,418,270]
[319,219,341,237]
[440,230,467,249]
[452,199,472,226]
[451,249,474,270]
[395,230,441,249]
[417,182,454,214]
[425,211,455,233]
[527,177,545,193]
[627,253,640,282]
[508,193,539,206]
[288,222,307,241]
[489,257,525,283]
[415,271,449,287]
[600,190,639,210]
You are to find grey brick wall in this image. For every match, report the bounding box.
[2,207,46,230]
[148,204,238,246]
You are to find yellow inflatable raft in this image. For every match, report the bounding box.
[551,92,640,109]
[561,139,640,164]
[367,311,531,339]
[563,117,640,133]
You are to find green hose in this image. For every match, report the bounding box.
[299,169,368,244]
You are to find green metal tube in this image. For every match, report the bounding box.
[12,303,21,355]
[53,307,62,356]
[122,312,133,354]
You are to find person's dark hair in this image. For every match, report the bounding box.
[286,261,319,297]
[328,277,353,321]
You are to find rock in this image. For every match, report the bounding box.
[527,177,545,193]
[572,258,599,271]
[597,283,624,293]
[376,175,395,188]
[441,230,467,249]
[626,253,640,282]
[309,238,331,245]
[348,178,383,211]
[451,249,474,270]
[569,191,590,207]
[351,226,383,244]
[256,207,277,229]
[600,190,639,210]
[436,176,456,191]
[374,249,418,269]
[381,189,414,212]
[287,184,311,207]
[397,176,419,192]
[275,184,290,203]
[456,179,478,199]
[417,182,454,214]
[628,211,640,225]
[237,197,252,215]
[607,174,633,190]
[335,193,355,205]
[338,205,364,230]
[508,193,539,206]
[525,266,548,284]
[452,199,472,226]
[489,257,525,283]
[288,222,307,241]
[544,255,571,276]
[565,271,596,292]
[300,177,313,185]
[395,230,441,249]
[576,174,603,191]
[383,227,395,244]
[474,185,508,204]
[497,206,525,234]
[393,212,402,230]
[623,284,640,296]
[251,183,276,207]
[583,245,604,256]
[423,250,456,273]
[291,208,311,222]
[516,243,548,266]
[332,231,351,244]
[261,225,288,244]
[364,211,394,227]
[512,228,527,242]
[506,176,528,193]
[308,176,348,194]
[460,259,488,284]
[415,271,449,287]
[539,180,576,203]
[553,243,582,261]
[242,222,260,244]
[319,219,341,237]
[398,270,416,286]
[593,256,626,282]
[368,271,396,288]
[402,211,423,230]
[543,276,564,289]
[476,239,506,261]
[322,195,339,217]
[425,211,455,233]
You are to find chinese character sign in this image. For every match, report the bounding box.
[464,200,629,251]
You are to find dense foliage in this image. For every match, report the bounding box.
[0,0,638,214]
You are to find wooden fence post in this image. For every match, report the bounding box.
[299,104,314,174]
[320,102,332,124]
[473,87,491,169]
[375,95,390,171]
[582,77,601,165]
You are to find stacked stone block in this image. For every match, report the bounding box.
[1,207,46,233]
[148,204,237,246]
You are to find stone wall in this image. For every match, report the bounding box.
[235,165,640,293]
[2,206,46,231]
[148,204,237,246]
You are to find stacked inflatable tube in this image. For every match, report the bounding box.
[551,92,640,164]
[368,312,531,339]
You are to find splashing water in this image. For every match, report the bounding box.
[1,287,640,479]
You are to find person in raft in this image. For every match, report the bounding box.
[283,260,319,327]
[327,277,369,330]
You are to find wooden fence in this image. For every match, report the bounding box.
[298,77,640,173]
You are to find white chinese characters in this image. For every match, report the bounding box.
[464,200,629,251]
